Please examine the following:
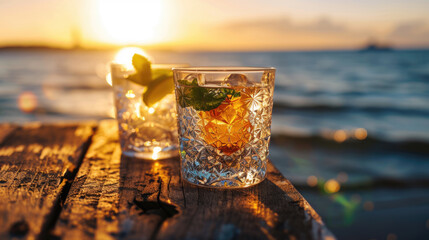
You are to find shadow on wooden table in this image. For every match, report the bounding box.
[118,155,324,239]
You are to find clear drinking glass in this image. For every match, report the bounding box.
[111,63,182,160]
[173,67,276,188]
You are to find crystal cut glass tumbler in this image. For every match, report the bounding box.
[173,67,276,188]
[111,63,180,160]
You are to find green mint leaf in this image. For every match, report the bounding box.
[178,78,198,86]
[177,78,241,111]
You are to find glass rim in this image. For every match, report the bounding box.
[172,66,276,73]
[110,62,189,69]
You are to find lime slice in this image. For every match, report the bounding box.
[152,68,172,80]
[143,75,174,107]
[126,54,152,86]
[132,54,151,73]
[127,72,152,86]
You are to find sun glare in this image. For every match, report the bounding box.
[114,47,152,68]
[97,0,163,45]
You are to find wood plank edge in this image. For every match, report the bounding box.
[268,162,336,240]
[37,124,98,240]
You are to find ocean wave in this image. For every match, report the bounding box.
[270,132,429,154]
[292,177,429,189]
[42,83,111,91]
[273,102,429,116]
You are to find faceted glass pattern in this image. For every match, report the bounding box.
[111,64,179,160]
[174,68,275,188]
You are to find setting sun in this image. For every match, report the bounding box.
[96,0,163,45]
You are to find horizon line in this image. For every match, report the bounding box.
[1,44,429,53]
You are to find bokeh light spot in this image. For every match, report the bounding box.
[18,91,38,113]
[307,175,318,187]
[334,130,347,143]
[126,90,135,99]
[324,179,340,193]
[354,128,367,140]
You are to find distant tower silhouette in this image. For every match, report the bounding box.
[71,27,82,49]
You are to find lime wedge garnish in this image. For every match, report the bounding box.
[123,53,176,107]
[152,68,172,80]
[143,75,174,107]
[126,54,152,86]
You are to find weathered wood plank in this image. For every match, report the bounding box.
[53,121,123,240]
[0,123,95,239]
[155,163,334,240]
[0,123,17,143]
[54,120,334,240]
[54,120,168,240]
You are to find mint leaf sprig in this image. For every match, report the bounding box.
[177,78,240,111]
[125,54,174,107]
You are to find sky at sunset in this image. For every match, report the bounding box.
[1,0,429,50]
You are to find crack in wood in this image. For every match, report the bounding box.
[38,126,96,240]
[39,120,335,240]
[0,124,96,240]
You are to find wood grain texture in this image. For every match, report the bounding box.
[54,120,335,240]
[0,123,95,240]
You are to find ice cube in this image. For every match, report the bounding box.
[182,73,206,86]
[224,74,250,86]
[183,73,198,82]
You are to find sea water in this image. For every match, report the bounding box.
[1,49,429,239]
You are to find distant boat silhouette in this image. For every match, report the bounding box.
[360,41,393,52]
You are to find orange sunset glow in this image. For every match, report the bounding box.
[1,1,429,240]
[1,0,429,50]
[95,0,165,45]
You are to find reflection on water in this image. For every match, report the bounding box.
[354,128,367,140]
[1,49,429,239]
[333,130,347,143]
[17,91,38,113]
[307,175,318,187]
[324,179,340,193]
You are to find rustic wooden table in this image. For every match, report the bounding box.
[0,120,334,240]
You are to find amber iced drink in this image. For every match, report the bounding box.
[173,67,275,188]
